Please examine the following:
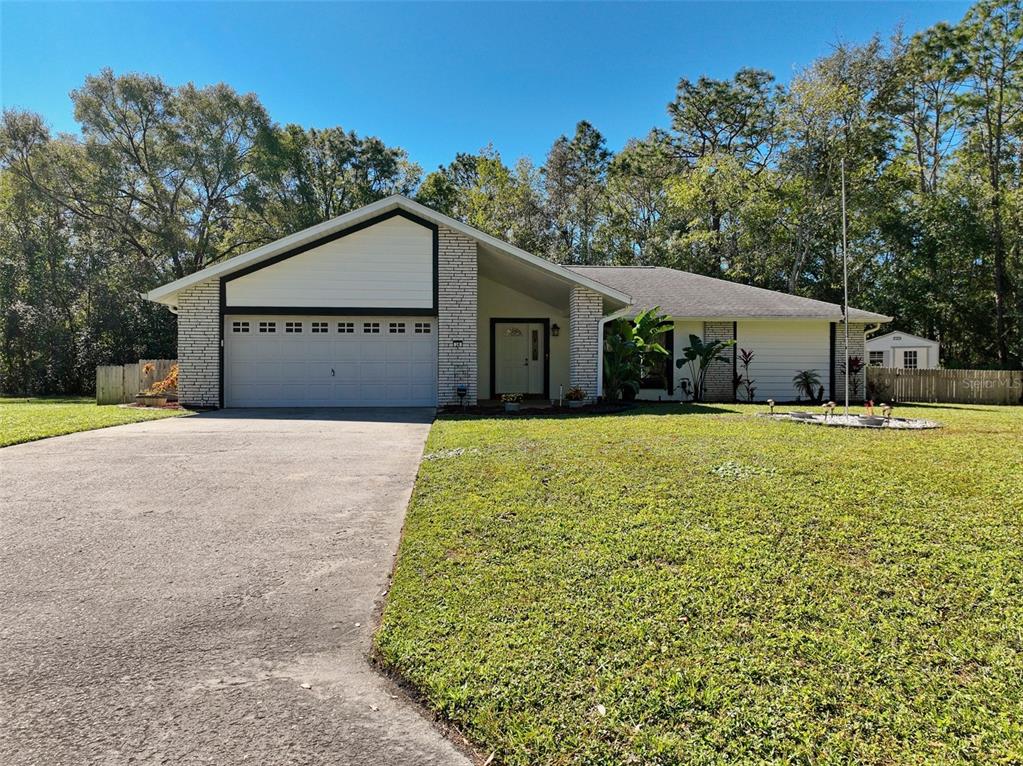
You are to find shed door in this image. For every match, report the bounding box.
[224,315,437,407]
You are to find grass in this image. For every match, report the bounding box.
[377,404,1023,765]
[0,396,188,447]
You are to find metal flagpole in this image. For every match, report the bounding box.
[841,159,850,416]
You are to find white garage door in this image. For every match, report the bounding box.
[224,315,437,407]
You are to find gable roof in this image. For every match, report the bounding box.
[567,266,891,323]
[866,330,939,346]
[144,195,630,306]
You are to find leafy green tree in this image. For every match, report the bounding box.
[598,134,681,265]
[957,0,1022,365]
[543,121,611,263]
[242,124,420,240]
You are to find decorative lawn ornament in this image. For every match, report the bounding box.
[882,403,893,420]
[865,399,874,416]
[823,401,836,419]
[767,399,775,415]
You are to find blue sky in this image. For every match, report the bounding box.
[2,1,970,172]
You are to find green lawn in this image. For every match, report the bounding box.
[0,396,188,447]
[377,404,1023,765]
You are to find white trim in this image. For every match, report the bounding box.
[866,329,938,346]
[145,195,631,306]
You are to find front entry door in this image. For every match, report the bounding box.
[494,321,546,397]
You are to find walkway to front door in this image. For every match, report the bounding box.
[490,318,550,399]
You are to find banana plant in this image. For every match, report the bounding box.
[675,335,736,402]
[602,308,673,401]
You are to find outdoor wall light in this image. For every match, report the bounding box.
[551,323,561,337]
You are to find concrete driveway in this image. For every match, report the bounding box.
[0,409,471,766]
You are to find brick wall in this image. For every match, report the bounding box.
[569,286,603,401]
[702,321,736,402]
[176,280,220,408]
[833,321,867,402]
[437,226,478,405]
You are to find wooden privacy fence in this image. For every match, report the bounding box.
[867,367,1023,405]
[96,359,177,405]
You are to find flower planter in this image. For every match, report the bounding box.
[135,394,167,407]
[504,402,521,413]
[567,400,585,409]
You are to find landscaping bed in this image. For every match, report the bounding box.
[0,396,189,447]
[377,403,1023,764]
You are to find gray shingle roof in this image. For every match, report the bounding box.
[567,266,891,323]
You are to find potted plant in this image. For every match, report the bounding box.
[501,392,523,412]
[136,363,178,407]
[565,387,587,408]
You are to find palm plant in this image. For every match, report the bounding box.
[675,335,736,402]
[792,369,822,402]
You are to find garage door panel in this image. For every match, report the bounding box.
[361,344,387,361]
[411,344,435,362]
[225,315,436,407]
[385,342,413,360]
[333,343,361,361]
[359,361,387,381]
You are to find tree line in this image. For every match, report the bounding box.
[1,0,1020,394]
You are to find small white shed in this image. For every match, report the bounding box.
[865,330,940,369]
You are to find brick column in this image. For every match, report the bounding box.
[702,321,736,402]
[437,226,478,406]
[834,321,867,402]
[569,286,603,402]
[176,280,220,408]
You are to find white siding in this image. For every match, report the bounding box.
[225,216,433,309]
[736,320,830,401]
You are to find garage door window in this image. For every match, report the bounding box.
[363,322,380,333]
[338,322,354,333]
[414,322,431,334]
[259,321,276,333]
[232,321,250,333]
[311,321,329,333]
[285,321,303,333]
[903,350,918,369]
[389,322,406,334]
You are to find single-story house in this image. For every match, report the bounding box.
[144,195,891,408]
[865,330,940,370]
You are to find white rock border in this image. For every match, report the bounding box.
[759,413,942,430]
